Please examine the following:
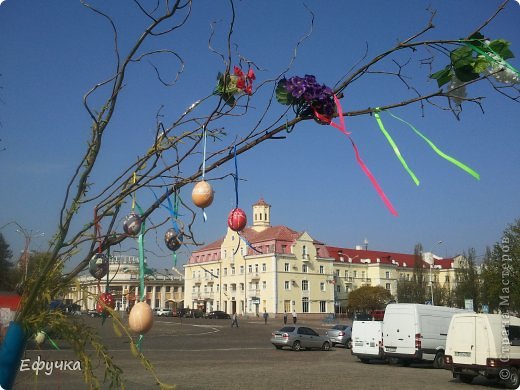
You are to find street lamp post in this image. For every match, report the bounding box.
[429,240,443,306]
[14,224,44,282]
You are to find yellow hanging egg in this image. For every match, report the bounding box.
[191,180,214,208]
[128,301,154,334]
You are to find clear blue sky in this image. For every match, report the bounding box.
[1,0,519,271]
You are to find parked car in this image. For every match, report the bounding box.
[270,326,331,351]
[383,303,466,368]
[351,320,385,363]
[183,309,204,318]
[153,308,173,317]
[444,313,520,389]
[86,309,102,318]
[325,324,352,348]
[353,313,373,321]
[370,310,385,321]
[207,310,231,319]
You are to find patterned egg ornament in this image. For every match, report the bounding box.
[96,292,115,314]
[89,253,109,280]
[123,212,142,236]
[227,208,247,232]
[128,301,154,334]
[191,180,214,208]
[164,227,183,251]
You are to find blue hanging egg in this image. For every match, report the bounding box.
[123,212,142,236]
[164,227,183,251]
[89,253,109,279]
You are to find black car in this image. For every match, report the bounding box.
[207,310,231,319]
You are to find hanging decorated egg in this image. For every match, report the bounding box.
[227,208,247,231]
[89,253,109,280]
[34,331,46,345]
[123,212,142,236]
[164,227,183,251]
[96,292,115,314]
[191,180,214,208]
[128,301,154,334]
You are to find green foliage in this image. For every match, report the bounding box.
[454,248,480,309]
[429,32,515,87]
[0,233,19,291]
[275,79,295,106]
[347,285,393,312]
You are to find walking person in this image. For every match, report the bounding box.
[263,310,269,325]
[283,311,288,325]
[292,310,297,324]
[231,312,239,328]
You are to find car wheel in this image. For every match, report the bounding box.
[360,358,370,364]
[504,367,520,389]
[346,339,352,349]
[292,341,301,351]
[321,341,331,351]
[275,345,282,350]
[458,374,474,384]
[433,351,445,369]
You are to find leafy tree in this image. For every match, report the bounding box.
[480,218,520,313]
[454,248,480,310]
[348,286,393,313]
[0,233,16,291]
[397,243,428,303]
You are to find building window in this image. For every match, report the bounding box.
[223,250,227,258]
[302,264,308,273]
[344,270,348,278]
[147,286,152,293]
[335,269,339,277]
[319,265,324,274]
[302,297,309,313]
[281,245,287,253]
[302,280,309,291]
[284,263,289,272]
[262,263,266,272]
[240,266,244,274]
[319,301,326,313]
[248,265,253,273]
[284,281,290,290]
[302,245,308,257]
[385,271,390,279]
[240,283,244,291]
[262,281,267,290]
[336,285,340,293]
[231,267,236,275]
[223,267,227,276]
[445,275,450,282]
[320,282,325,292]
[255,264,259,273]
[353,270,357,278]
[166,286,171,292]
[223,284,227,291]
[385,283,391,290]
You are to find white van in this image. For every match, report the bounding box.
[383,303,466,368]
[444,313,520,389]
[351,320,384,363]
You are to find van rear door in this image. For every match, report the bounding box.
[384,309,415,355]
[352,321,383,358]
[449,315,476,365]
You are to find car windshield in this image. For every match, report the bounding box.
[279,327,295,333]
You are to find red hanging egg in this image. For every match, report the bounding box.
[192,180,214,208]
[227,208,247,232]
[96,292,115,314]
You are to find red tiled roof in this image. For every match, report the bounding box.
[253,198,270,207]
[241,225,299,243]
[327,246,453,269]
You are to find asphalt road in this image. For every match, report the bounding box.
[12,315,504,390]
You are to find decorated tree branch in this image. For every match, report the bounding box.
[1,0,519,388]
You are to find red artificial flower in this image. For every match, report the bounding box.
[233,66,244,77]
[247,68,256,81]
[244,85,252,95]
[236,77,246,90]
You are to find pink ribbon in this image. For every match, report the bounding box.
[315,95,398,216]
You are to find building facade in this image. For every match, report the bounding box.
[64,255,185,312]
[184,199,460,318]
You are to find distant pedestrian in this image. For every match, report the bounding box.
[263,310,269,325]
[292,310,297,324]
[283,311,288,325]
[231,312,239,328]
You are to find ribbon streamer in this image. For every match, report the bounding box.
[386,111,480,180]
[233,145,239,209]
[319,95,398,216]
[166,191,180,268]
[41,331,60,351]
[134,202,146,352]
[374,110,420,186]
[464,41,520,76]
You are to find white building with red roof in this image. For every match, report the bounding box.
[184,199,461,318]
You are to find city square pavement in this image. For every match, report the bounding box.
[12,315,499,390]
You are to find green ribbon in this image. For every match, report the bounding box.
[42,331,60,351]
[135,202,146,352]
[374,109,420,186]
[386,111,480,180]
[464,41,520,76]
